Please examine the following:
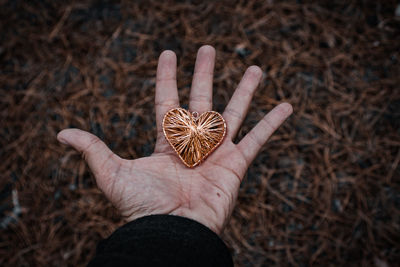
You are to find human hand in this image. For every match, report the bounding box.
[57,45,293,235]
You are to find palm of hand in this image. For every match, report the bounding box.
[58,46,292,234]
[109,136,246,234]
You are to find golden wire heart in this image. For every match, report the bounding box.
[162,108,226,168]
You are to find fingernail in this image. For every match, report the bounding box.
[283,103,293,114]
[58,137,69,145]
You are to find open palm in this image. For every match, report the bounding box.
[57,45,292,234]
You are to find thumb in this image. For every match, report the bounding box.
[57,128,120,190]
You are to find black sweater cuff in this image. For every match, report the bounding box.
[87,214,233,267]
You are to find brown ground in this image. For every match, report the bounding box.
[1,0,399,266]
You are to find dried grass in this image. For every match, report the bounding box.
[1,0,399,266]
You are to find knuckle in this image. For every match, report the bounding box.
[86,136,101,152]
[155,99,177,108]
[224,107,243,120]
[156,77,176,82]
[248,131,264,147]
[236,148,250,167]
[261,116,277,132]
[81,136,101,160]
[189,94,212,103]
[237,87,254,97]
[194,71,213,79]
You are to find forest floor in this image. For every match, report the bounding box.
[1,0,399,266]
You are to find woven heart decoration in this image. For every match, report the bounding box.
[162,108,226,168]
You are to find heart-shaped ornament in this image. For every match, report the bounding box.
[162,108,226,168]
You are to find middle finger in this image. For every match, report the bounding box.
[189,45,216,114]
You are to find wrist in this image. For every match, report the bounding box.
[168,210,224,235]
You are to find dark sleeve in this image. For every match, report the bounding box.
[87,214,233,267]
